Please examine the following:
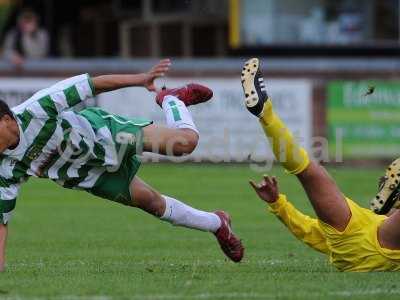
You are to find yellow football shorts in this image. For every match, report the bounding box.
[319,198,400,272]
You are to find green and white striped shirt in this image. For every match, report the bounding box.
[0,74,123,224]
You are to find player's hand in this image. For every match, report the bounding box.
[144,59,171,92]
[249,175,279,203]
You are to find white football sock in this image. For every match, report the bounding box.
[160,195,221,232]
[161,96,199,134]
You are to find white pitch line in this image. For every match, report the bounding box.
[4,290,400,300]
[330,289,400,297]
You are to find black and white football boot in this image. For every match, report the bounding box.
[371,157,400,214]
[240,58,269,117]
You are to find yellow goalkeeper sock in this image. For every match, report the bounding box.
[259,101,310,174]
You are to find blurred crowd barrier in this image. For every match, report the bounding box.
[0,57,400,162]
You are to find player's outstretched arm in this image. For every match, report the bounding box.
[249,176,329,254]
[0,224,7,272]
[92,59,171,94]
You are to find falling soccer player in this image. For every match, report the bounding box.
[0,59,244,271]
[242,58,400,272]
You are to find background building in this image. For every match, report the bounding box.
[0,0,399,161]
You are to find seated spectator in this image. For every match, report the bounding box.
[3,9,49,66]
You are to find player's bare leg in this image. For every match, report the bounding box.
[241,58,350,231]
[377,211,400,249]
[142,83,213,157]
[128,177,244,262]
[296,162,351,231]
[143,125,198,156]
[130,83,244,262]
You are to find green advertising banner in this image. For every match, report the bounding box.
[328,81,400,158]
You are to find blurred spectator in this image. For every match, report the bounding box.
[3,9,49,67]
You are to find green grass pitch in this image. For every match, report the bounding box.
[1,163,400,300]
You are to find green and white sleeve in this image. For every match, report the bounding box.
[13,74,96,118]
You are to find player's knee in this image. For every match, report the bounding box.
[182,133,198,154]
[172,131,198,156]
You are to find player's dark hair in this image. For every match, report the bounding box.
[0,99,13,120]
